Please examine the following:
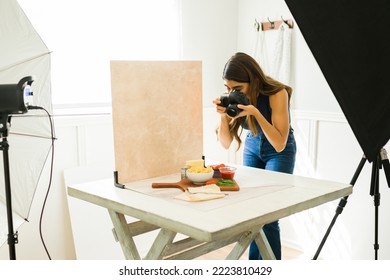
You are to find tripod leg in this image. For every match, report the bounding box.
[379,148,390,188]
[371,155,380,260]
[370,155,379,196]
[312,156,366,260]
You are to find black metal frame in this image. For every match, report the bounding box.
[0,114,18,260]
[313,148,390,260]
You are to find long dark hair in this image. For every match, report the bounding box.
[222,52,292,149]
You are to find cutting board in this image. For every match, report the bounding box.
[152,178,240,192]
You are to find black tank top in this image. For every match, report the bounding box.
[241,94,272,134]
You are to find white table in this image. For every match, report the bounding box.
[67,165,352,260]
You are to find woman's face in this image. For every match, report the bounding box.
[224,79,250,95]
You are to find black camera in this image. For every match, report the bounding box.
[219,90,249,117]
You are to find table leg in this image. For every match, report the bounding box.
[108,209,141,260]
[253,228,276,260]
[225,227,261,260]
[108,209,275,260]
[226,226,275,260]
[144,228,177,260]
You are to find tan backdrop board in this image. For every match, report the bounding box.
[110,60,203,185]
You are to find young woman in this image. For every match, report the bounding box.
[213,52,296,260]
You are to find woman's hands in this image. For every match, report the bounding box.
[212,97,228,115]
[235,104,257,118]
[213,98,257,119]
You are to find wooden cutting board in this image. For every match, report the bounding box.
[152,178,240,191]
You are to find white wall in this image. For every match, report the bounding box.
[181,0,239,107]
[236,0,342,113]
[1,0,389,260]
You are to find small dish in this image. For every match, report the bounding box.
[219,166,236,180]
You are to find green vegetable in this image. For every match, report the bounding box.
[216,179,234,186]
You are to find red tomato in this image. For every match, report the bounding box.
[214,163,226,170]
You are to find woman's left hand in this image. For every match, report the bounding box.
[235,104,257,118]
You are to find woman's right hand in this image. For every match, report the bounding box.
[213,97,228,116]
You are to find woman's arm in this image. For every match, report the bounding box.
[238,89,290,152]
[213,98,233,149]
[217,114,233,149]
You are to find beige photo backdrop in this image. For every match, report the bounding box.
[110,60,203,184]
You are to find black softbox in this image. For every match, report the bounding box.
[285,0,390,162]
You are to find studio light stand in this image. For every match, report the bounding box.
[0,114,18,260]
[0,76,34,260]
[313,147,390,260]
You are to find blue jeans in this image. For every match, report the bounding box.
[243,129,296,260]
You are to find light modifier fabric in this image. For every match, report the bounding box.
[285,0,390,162]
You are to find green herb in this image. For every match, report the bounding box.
[216,179,234,186]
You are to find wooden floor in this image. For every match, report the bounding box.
[195,244,303,260]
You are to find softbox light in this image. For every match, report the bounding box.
[285,0,390,162]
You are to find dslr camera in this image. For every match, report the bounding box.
[219,90,249,117]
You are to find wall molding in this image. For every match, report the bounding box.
[292,109,347,123]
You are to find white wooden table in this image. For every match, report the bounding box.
[67,165,352,260]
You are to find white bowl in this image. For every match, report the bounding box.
[186,170,214,184]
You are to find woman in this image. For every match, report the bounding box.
[213,52,296,260]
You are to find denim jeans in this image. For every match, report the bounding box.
[243,129,296,260]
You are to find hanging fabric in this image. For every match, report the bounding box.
[252,19,293,85]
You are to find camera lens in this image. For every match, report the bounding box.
[226,105,239,117]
